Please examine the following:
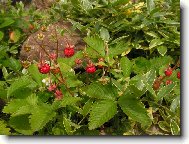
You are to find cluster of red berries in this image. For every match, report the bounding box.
[164,67,180,85]
[74,57,105,74]
[153,66,180,90]
[47,84,63,100]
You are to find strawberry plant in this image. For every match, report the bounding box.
[0,0,180,135]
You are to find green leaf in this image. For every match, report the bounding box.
[9,115,33,135]
[145,31,158,38]
[158,121,170,132]
[146,0,155,13]
[66,76,83,88]
[81,82,117,100]
[133,57,151,74]
[63,116,81,135]
[157,46,167,56]
[61,96,82,107]
[157,83,176,101]
[7,76,37,97]
[0,31,4,41]
[3,99,28,114]
[0,18,15,28]
[118,94,151,127]
[82,99,93,116]
[29,104,56,132]
[100,27,110,41]
[3,94,38,116]
[144,70,156,97]
[170,96,180,112]
[149,39,164,49]
[170,119,180,135]
[109,41,130,57]
[84,36,105,57]
[129,75,146,91]
[58,61,75,77]
[28,64,45,86]
[120,57,132,77]
[2,67,8,79]
[3,57,22,71]
[0,120,11,135]
[89,100,117,130]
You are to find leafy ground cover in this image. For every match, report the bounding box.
[0,0,180,135]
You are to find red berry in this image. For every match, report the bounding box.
[54,89,63,100]
[38,63,51,74]
[64,45,75,57]
[164,67,173,77]
[166,80,172,85]
[177,71,180,79]
[86,64,96,73]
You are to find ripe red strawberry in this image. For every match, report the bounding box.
[164,67,173,77]
[64,45,75,57]
[86,64,96,73]
[177,71,180,79]
[166,80,172,85]
[38,63,51,74]
[54,89,63,100]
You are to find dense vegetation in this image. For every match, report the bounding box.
[0,0,180,135]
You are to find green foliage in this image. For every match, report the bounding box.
[89,100,117,130]
[81,82,117,100]
[0,0,180,136]
[118,93,152,127]
[0,120,11,135]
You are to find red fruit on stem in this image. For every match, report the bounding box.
[166,80,173,85]
[54,89,63,100]
[48,84,57,92]
[177,71,180,79]
[164,67,173,77]
[86,64,96,73]
[38,63,51,74]
[64,44,75,57]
